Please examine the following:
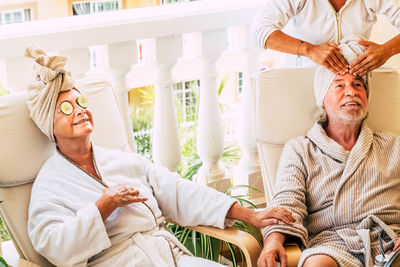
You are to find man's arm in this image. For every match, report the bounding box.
[258,140,310,266]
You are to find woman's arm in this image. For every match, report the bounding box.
[266,30,348,74]
[225,202,294,228]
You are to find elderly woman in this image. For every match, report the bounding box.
[251,0,400,76]
[25,44,294,267]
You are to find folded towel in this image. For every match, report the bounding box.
[25,44,75,141]
[313,35,369,107]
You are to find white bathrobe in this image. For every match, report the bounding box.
[262,122,400,266]
[28,146,236,267]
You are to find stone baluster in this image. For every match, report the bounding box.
[232,26,264,197]
[152,36,182,171]
[196,29,230,192]
[106,41,138,152]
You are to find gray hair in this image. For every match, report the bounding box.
[316,107,328,126]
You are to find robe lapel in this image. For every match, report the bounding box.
[335,121,373,198]
[307,122,350,163]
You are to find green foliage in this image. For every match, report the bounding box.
[0,216,10,242]
[134,134,152,161]
[0,257,8,267]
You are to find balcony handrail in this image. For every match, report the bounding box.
[0,0,264,59]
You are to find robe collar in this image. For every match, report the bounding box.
[306,120,373,164]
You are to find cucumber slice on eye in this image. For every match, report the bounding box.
[76,95,88,109]
[60,101,73,115]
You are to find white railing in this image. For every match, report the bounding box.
[0,0,264,193]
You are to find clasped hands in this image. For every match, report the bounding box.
[308,40,391,76]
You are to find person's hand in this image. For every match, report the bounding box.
[103,184,148,208]
[393,237,400,251]
[258,232,287,267]
[306,42,348,74]
[349,40,392,76]
[96,184,148,221]
[250,207,294,228]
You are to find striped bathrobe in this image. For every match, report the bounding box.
[262,122,400,266]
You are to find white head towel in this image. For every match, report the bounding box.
[313,35,369,107]
[25,44,75,142]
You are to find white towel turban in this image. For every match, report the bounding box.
[25,44,75,142]
[314,35,369,107]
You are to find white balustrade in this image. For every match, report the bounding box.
[107,41,138,153]
[232,26,264,196]
[196,29,231,192]
[152,36,182,171]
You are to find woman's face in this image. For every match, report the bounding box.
[53,89,94,142]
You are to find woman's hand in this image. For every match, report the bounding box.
[96,184,148,221]
[226,203,294,228]
[257,233,287,267]
[249,207,294,228]
[349,40,392,76]
[305,42,348,74]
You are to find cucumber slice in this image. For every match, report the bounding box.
[76,95,88,109]
[60,101,73,115]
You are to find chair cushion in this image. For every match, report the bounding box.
[0,72,132,187]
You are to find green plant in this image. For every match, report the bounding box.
[0,257,8,267]
[0,216,10,242]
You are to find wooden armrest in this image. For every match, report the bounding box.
[283,242,301,267]
[186,225,261,267]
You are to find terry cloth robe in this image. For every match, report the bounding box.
[28,145,236,267]
[261,122,400,267]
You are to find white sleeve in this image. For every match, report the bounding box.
[367,0,400,29]
[137,156,236,229]
[28,199,111,267]
[250,0,306,49]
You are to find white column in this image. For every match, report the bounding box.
[105,41,138,153]
[196,29,230,192]
[152,36,182,171]
[233,26,264,197]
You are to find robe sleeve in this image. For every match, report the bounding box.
[250,0,306,49]
[367,0,400,29]
[260,140,308,246]
[28,185,111,267]
[135,155,236,229]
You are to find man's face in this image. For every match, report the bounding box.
[323,73,368,124]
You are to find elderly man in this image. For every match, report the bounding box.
[257,36,400,267]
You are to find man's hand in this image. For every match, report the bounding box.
[250,207,294,228]
[394,237,400,251]
[305,42,348,75]
[349,40,392,76]
[258,232,287,267]
[96,184,148,221]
